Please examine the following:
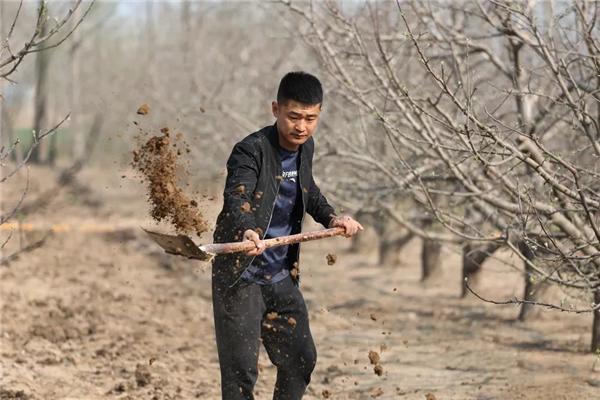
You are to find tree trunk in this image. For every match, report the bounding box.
[379,239,398,266]
[518,265,535,321]
[592,289,600,353]
[47,95,58,166]
[70,4,84,161]
[419,216,442,279]
[461,242,503,297]
[47,133,58,165]
[379,231,413,266]
[31,0,50,164]
[421,239,441,281]
[350,210,375,253]
[517,241,538,321]
[350,228,372,253]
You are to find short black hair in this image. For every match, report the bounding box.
[277,71,323,105]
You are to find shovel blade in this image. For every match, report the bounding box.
[142,228,213,261]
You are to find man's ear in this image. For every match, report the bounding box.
[271,101,279,118]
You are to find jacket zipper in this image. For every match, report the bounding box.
[228,180,281,289]
[294,151,306,286]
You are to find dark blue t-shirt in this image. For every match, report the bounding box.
[241,147,301,285]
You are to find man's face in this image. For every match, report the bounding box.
[272,100,321,151]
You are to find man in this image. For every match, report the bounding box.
[212,71,363,400]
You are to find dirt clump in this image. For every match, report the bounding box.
[240,202,252,213]
[326,253,337,265]
[290,261,300,279]
[368,350,380,365]
[266,311,278,321]
[137,103,150,115]
[322,389,332,398]
[132,127,208,237]
[369,350,384,376]
[109,382,127,394]
[262,321,276,332]
[135,363,152,387]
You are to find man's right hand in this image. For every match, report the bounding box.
[243,229,265,256]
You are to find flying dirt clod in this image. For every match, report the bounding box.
[132,126,208,237]
[326,253,337,265]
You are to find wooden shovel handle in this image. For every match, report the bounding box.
[200,227,346,255]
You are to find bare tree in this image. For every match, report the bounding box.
[1,1,93,80]
[279,0,600,351]
[1,0,94,261]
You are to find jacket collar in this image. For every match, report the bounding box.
[266,122,305,155]
[267,122,279,152]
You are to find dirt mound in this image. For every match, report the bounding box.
[132,125,208,237]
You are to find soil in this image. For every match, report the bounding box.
[131,124,208,237]
[291,261,300,280]
[240,202,252,214]
[136,104,150,115]
[134,363,152,387]
[0,389,30,399]
[266,312,278,321]
[326,253,337,266]
[368,351,383,377]
[368,351,380,365]
[373,364,383,377]
[1,165,599,399]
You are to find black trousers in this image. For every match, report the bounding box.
[212,274,317,400]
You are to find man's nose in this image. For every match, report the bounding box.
[295,120,306,132]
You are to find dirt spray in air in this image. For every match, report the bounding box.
[131,106,208,237]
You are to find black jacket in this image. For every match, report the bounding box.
[212,124,337,288]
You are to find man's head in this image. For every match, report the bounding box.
[272,71,323,151]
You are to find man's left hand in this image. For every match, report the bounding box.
[329,215,364,238]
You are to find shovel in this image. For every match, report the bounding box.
[143,227,346,261]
